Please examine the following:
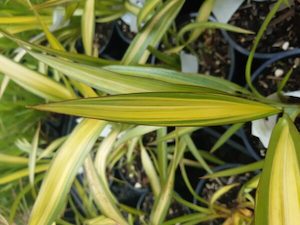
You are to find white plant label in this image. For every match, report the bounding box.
[251,90,300,148]
[180,51,199,73]
[212,0,244,23]
[121,13,138,33]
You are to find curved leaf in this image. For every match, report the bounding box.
[255,115,300,225]
[28,119,106,225]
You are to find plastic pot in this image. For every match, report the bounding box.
[239,48,300,160]
[219,1,300,60]
[179,14,236,80]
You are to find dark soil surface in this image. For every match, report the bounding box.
[191,29,232,78]
[136,193,190,224]
[118,152,149,191]
[254,57,300,97]
[229,0,300,53]
[199,173,254,225]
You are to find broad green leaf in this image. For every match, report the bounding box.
[122,0,184,65]
[32,92,281,127]
[104,65,250,95]
[29,52,219,94]
[0,54,74,101]
[28,119,106,225]
[82,0,95,55]
[255,115,300,225]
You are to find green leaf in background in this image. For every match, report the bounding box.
[31,92,281,127]
[122,0,184,65]
[28,52,222,94]
[104,65,250,95]
[255,114,300,225]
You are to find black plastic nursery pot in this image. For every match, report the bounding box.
[177,13,236,80]
[75,22,115,58]
[115,18,136,45]
[220,0,300,60]
[240,48,300,160]
[191,126,257,163]
[101,21,133,60]
[95,22,115,55]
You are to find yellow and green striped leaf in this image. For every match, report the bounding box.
[28,119,106,225]
[0,54,74,101]
[28,52,220,94]
[32,92,281,127]
[104,65,250,95]
[255,114,300,225]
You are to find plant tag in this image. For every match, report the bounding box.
[252,114,277,148]
[130,0,145,7]
[52,7,66,30]
[121,13,138,33]
[212,0,244,23]
[251,90,299,148]
[283,90,300,98]
[180,51,198,73]
[100,124,112,138]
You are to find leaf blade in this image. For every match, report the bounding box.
[31,92,281,127]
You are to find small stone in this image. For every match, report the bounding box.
[282,41,289,50]
[134,182,142,189]
[274,68,284,77]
